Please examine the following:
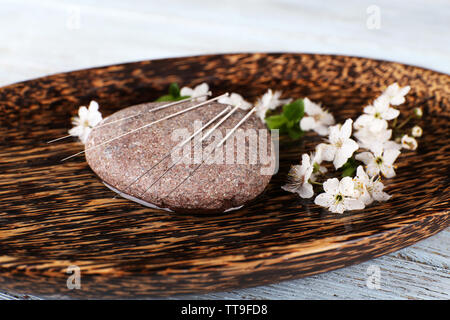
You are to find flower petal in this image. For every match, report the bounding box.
[358,189,374,206]
[370,118,388,132]
[339,176,355,197]
[298,183,314,199]
[355,152,374,165]
[314,125,330,136]
[371,181,391,201]
[68,125,83,137]
[356,165,369,182]
[354,114,373,130]
[300,116,317,131]
[340,118,353,139]
[88,101,99,112]
[390,96,405,105]
[281,183,298,194]
[180,87,194,97]
[329,202,346,214]
[363,106,375,115]
[194,83,209,96]
[399,85,411,96]
[343,198,365,211]
[373,95,390,113]
[333,150,350,170]
[366,163,380,177]
[373,191,391,201]
[383,83,399,96]
[383,149,400,165]
[318,143,336,162]
[303,97,321,115]
[88,112,103,127]
[322,112,335,126]
[383,141,401,151]
[333,139,358,169]
[328,124,341,143]
[381,164,396,178]
[323,178,339,195]
[301,153,311,167]
[79,127,91,144]
[78,106,88,119]
[382,107,400,120]
[314,193,334,207]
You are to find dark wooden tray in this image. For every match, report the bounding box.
[0,53,448,298]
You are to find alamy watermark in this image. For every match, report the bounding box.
[66,6,81,30]
[366,5,381,30]
[366,264,381,290]
[66,265,81,290]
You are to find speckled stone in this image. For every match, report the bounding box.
[85,101,275,213]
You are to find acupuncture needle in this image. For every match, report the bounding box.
[113,105,233,199]
[165,106,257,198]
[60,93,229,162]
[46,92,212,144]
[139,105,241,198]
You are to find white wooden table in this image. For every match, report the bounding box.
[0,0,448,299]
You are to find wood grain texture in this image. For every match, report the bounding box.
[0,53,448,298]
[1,229,448,300]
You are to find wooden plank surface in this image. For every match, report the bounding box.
[0,0,448,299]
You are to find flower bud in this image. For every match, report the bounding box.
[413,107,423,118]
[401,135,418,150]
[411,125,423,137]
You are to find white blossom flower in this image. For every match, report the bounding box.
[281,153,314,198]
[401,134,418,150]
[180,82,209,102]
[68,101,103,144]
[353,121,401,153]
[382,140,402,151]
[411,125,423,137]
[255,89,292,121]
[319,119,359,169]
[355,145,400,178]
[218,92,252,110]
[356,95,399,132]
[354,122,389,147]
[314,177,365,214]
[312,144,326,165]
[299,97,335,136]
[353,165,391,206]
[381,83,410,105]
[310,145,327,181]
[413,107,423,118]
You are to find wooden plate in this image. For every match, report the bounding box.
[0,53,448,298]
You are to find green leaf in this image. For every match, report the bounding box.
[340,157,361,177]
[342,166,357,177]
[155,82,189,101]
[264,98,305,140]
[155,94,190,102]
[155,94,175,102]
[313,162,321,173]
[285,120,293,129]
[265,114,288,130]
[168,82,181,98]
[287,125,304,140]
[283,99,304,122]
